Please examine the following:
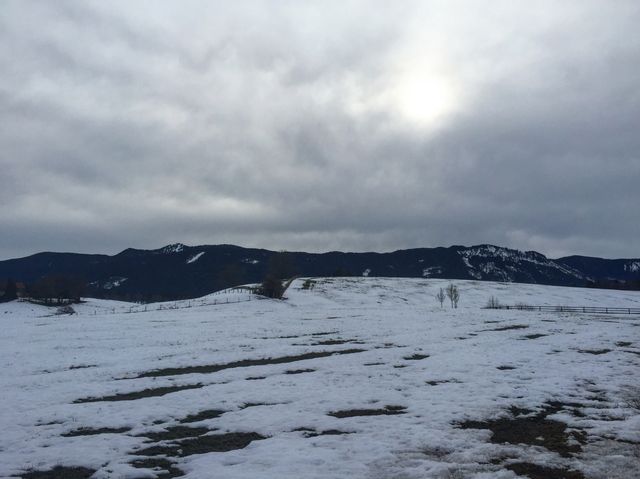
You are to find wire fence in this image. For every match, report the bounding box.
[94,287,262,316]
[485,305,640,315]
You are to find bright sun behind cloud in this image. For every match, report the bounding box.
[391,67,458,127]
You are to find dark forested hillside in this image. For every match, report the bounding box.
[0,243,638,302]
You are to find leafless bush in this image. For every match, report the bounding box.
[446,284,460,308]
[486,296,501,308]
[436,288,446,308]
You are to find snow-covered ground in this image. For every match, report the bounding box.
[1,278,639,479]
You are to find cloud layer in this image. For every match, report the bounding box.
[1,0,639,259]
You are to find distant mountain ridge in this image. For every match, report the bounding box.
[0,243,638,301]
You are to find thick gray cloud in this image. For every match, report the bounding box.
[1,0,639,260]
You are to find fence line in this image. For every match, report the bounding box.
[486,305,640,315]
[93,292,262,316]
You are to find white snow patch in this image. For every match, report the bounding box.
[422,266,442,277]
[103,277,127,290]
[362,268,371,277]
[624,261,640,273]
[159,243,185,254]
[186,252,205,264]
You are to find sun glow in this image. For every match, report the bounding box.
[390,67,458,127]
[392,70,456,126]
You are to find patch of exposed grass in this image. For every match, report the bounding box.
[73,384,203,403]
[426,379,461,386]
[486,325,529,331]
[135,349,366,378]
[329,405,406,418]
[20,466,96,479]
[403,353,430,360]
[62,427,130,437]
[179,409,225,423]
[505,462,584,479]
[578,349,611,355]
[312,339,365,346]
[139,425,211,442]
[129,457,185,478]
[519,334,548,340]
[308,429,353,437]
[135,432,266,457]
[458,402,587,457]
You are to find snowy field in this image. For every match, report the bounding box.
[1,278,639,479]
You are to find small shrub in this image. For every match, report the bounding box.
[302,279,316,290]
[56,305,76,315]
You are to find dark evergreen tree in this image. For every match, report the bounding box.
[1,279,17,302]
[267,251,294,280]
[259,274,284,299]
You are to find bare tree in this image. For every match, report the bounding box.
[435,288,446,308]
[486,296,500,309]
[446,284,460,308]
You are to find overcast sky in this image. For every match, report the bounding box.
[1,1,639,260]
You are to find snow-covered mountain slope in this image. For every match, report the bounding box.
[1,278,639,478]
[458,245,585,282]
